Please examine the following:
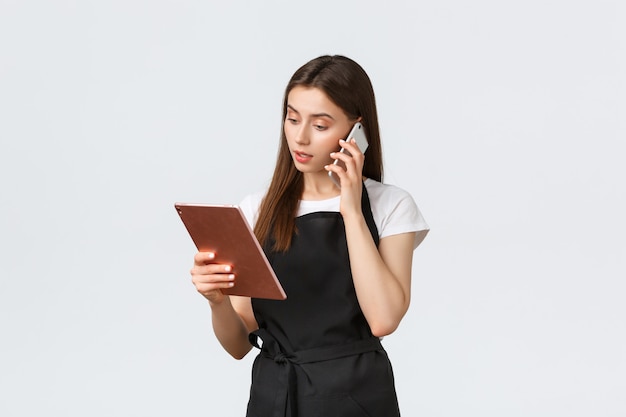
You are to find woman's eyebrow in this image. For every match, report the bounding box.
[287,104,335,120]
[311,112,335,120]
[286,104,300,114]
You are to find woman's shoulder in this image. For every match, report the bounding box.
[364,178,420,212]
[364,178,412,200]
[364,178,429,244]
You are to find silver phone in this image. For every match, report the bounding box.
[329,122,369,188]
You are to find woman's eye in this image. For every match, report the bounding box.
[314,125,327,131]
[287,118,298,124]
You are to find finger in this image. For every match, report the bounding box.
[191,263,233,276]
[192,272,236,289]
[325,161,345,176]
[193,273,236,286]
[339,138,363,156]
[195,280,235,297]
[194,251,216,265]
[330,149,359,176]
[192,270,235,282]
[330,149,352,164]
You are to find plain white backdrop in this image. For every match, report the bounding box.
[1,1,624,416]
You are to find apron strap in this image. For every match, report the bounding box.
[361,181,380,247]
[292,337,383,364]
[249,329,384,417]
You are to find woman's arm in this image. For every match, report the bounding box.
[343,218,424,337]
[191,252,258,359]
[327,138,424,337]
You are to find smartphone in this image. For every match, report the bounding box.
[329,122,369,188]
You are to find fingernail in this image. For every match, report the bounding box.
[228,274,235,280]
[225,265,231,272]
[208,253,215,259]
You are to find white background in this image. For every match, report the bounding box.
[1,1,624,416]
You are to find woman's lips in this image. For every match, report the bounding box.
[294,151,313,163]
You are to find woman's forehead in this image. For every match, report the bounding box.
[287,86,344,118]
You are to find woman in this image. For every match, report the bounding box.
[191,55,429,417]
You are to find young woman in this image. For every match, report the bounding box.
[191,55,429,417]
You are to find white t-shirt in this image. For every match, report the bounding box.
[239,178,429,249]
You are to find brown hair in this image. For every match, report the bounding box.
[254,55,383,251]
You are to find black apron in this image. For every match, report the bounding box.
[247,185,401,417]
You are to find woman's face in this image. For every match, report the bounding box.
[284,86,356,175]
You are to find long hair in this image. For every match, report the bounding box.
[254,55,383,251]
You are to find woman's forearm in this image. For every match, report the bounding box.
[209,296,253,359]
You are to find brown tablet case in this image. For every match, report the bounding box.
[175,203,286,300]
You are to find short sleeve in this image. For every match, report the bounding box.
[238,190,265,228]
[365,179,429,249]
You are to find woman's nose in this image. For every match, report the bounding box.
[294,127,309,145]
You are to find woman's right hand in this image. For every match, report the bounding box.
[190,251,235,304]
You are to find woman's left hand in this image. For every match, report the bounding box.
[326,138,365,219]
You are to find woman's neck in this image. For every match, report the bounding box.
[301,172,341,201]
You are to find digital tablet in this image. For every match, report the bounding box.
[175,203,286,300]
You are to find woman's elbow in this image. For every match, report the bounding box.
[369,315,404,337]
[370,323,398,338]
[223,341,253,360]
[368,306,409,337]
[229,347,251,360]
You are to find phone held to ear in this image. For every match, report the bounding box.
[329,122,369,188]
